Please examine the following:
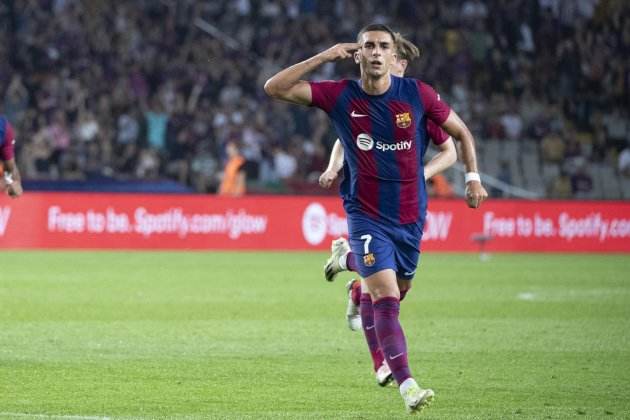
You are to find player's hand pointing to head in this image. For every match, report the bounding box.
[318,43,360,62]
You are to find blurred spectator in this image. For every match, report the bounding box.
[218,141,246,196]
[500,102,523,141]
[145,98,168,152]
[550,170,572,199]
[619,144,630,178]
[461,0,488,22]
[136,148,160,179]
[541,131,565,163]
[114,143,138,178]
[75,110,99,143]
[1,0,628,199]
[166,129,192,185]
[116,108,140,147]
[428,174,454,198]
[602,108,628,149]
[3,75,29,123]
[273,144,298,181]
[23,117,53,179]
[590,126,608,163]
[190,142,219,193]
[570,164,594,198]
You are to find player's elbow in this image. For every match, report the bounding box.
[263,78,281,98]
[263,79,275,96]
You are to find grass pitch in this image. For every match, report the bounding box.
[0,251,629,419]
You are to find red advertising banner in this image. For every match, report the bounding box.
[1,193,629,252]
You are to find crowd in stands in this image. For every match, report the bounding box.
[1,0,628,198]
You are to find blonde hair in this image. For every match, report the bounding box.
[394,32,420,61]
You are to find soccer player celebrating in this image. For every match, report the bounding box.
[264,24,487,413]
[318,33,457,388]
[0,115,23,198]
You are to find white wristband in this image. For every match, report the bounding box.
[464,172,480,184]
[3,172,13,185]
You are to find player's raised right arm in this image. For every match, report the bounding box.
[264,43,359,106]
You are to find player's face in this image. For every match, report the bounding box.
[358,31,396,78]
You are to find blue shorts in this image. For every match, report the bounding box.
[346,213,423,280]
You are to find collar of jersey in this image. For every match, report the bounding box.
[356,74,395,98]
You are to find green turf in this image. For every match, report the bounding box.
[0,251,629,419]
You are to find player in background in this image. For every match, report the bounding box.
[264,24,487,413]
[0,115,24,198]
[317,34,457,388]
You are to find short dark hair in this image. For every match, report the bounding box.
[357,23,396,44]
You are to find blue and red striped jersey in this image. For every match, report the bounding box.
[310,75,451,225]
[0,115,16,161]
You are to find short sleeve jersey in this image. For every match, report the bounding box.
[310,76,451,225]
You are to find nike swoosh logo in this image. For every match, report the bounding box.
[351,111,368,118]
[365,325,375,330]
[389,352,404,360]
[404,271,415,276]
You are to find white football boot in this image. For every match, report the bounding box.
[324,237,350,282]
[399,378,434,413]
[375,361,394,387]
[345,279,362,331]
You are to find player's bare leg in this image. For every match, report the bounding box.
[364,269,433,412]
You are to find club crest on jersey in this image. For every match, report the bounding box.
[395,112,412,129]
[363,253,376,267]
[356,133,374,151]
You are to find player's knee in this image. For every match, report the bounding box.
[370,286,400,301]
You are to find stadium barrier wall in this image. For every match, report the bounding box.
[1,193,629,252]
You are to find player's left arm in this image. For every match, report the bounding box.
[417,80,488,208]
[440,110,488,208]
[424,137,456,180]
[319,139,344,189]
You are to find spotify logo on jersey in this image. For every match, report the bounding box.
[356,133,413,152]
[356,133,374,151]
